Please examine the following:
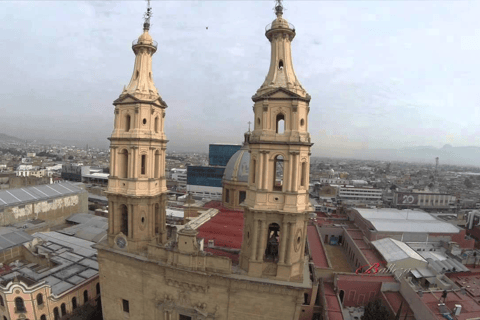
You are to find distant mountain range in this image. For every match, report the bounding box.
[1,131,479,167]
[350,144,480,167]
[0,133,24,143]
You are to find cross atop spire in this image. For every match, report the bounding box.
[143,0,152,31]
[275,0,283,16]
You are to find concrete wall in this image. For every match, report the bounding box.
[342,230,369,270]
[398,276,437,320]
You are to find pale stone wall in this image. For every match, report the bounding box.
[0,191,87,227]
[98,249,305,320]
[0,277,99,320]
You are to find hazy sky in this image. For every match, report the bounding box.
[1,1,480,157]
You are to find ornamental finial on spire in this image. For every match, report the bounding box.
[275,0,283,17]
[143,0,152,31]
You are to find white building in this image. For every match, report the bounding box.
[15,165,46,177]
[170,168,187,185]
[338,186,383,204]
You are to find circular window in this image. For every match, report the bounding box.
[300,119,305,126]
[143,118,147,125]
[294,229,303,252]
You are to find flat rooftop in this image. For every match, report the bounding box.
[0,232,98,296]
[353,208,461,234]
[0,182,84,208]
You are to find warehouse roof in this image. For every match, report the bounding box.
[0,182,84,208]
[0,231,98,297]
[372,238,426,263]
[0,229,33,251]
[353,208,460,234]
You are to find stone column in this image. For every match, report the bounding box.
[279,219,288,264]
[128,204,134,238]
[263,152,270,191]
[258,152,264,190]
[257,220,267,261]
[250,218,259,261]
[292,153,299,192]
[286,222,295,264]
[288,152,294,192]
[149,147,155,178]
[108,201,114,234]
[128,148,134,179]
[132,147,138,178]
[150,203,154,238]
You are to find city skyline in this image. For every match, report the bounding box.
[1,1,480,158]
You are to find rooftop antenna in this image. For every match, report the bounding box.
[143,0,152,31]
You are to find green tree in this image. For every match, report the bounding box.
[361,299,394,320]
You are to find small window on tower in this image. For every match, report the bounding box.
[125,115,131,132]
[122,299,129,313]
[141,155,146,175]
[276,114,285,134]
[279,60,284,70]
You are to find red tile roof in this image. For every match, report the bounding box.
[324,282,345,320]
[307,225,329,269]
[197,201,244,253]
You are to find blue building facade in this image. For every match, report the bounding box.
[208,144,241,167]
[187,166,225,188]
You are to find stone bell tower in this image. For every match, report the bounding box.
[105,4,168,253]
[240,0,313,281]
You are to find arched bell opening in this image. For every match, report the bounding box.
[265,223,280,262]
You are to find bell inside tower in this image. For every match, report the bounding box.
[265,223,280,262]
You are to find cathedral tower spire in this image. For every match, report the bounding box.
[256,0,306,97]
[240,0,313,282]
[106,1,168,253]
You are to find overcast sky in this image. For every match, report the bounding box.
[1,1,480,157]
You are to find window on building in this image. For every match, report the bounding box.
[239,191,246,204]
[155,116,159,133]
[276,113,285,134]
[273,155,284,191]
[61,303,66,316]
[122,299,129,313]
[36,293,43,305]
[53,307,60,320]
[83,290,89,304]
[141,154,146,175]
[40,315,46,320]
[179,315,192,320]
[72,297,77,310]
[0,295,3,307]
[96,283,100,296]
[120,204,128,235]
[265,223,280,262]
[125,114,131,132]
[225,189,230,203]
[15,297,25,312]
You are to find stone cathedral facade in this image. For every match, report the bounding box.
[96,3,314,320]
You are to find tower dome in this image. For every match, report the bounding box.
[222,133,251,210]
